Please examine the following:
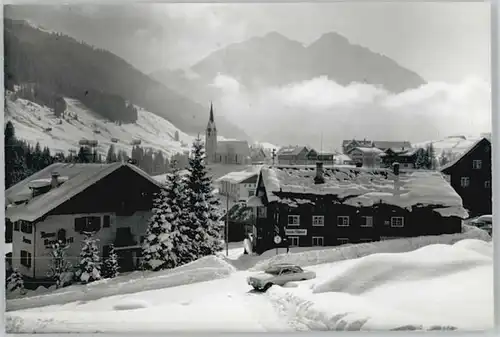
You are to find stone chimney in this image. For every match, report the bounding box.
[392,162,400,176]
[314,162,325,184]
[51,171,60,189]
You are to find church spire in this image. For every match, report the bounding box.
[209,101,214,123]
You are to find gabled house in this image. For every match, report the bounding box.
[347,147,384,168]
[440,137,492,217]
[306,149,335,165]
[342,139,373,154]
[277,146,311,165]
[372,141,412,152]
[380,147,426,169]
[334,153,355,166]
[248,163,466,254]
[5,162,163,284]
[216,171,259,203]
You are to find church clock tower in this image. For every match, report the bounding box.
[205,102,218,163]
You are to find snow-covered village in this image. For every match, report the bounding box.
[3,3,494,333]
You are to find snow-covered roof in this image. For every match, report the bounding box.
[216,171,258,184]
[348,147,384,155]
[342,139,373,147]
[258,165,467,218]
[334,154,354,163]
[216,140,251,156]
[277,146,309,156]
[372,141,412,150]
[440,137,490,173]
[380,147,421,157]
[5,162,162,222]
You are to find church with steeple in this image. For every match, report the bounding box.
[205,103,251,165]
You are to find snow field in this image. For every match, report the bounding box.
[7,271,293,333]
[264,239,493,331]
[5,96,193,158]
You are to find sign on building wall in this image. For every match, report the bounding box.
[285,228,307,236]
[44,237,74,248]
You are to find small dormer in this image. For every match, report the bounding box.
[27,172,69,198]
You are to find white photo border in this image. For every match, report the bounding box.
[1,1,498,336]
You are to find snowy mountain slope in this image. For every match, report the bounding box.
[413,135,481,158]
[5,96,195,158]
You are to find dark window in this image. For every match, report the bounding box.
[20,250,32,268]
[57,229,67,242]
[115,227,136,247]
[21,221,33,234]
[103,215,111,228]
[14,222,19,231]
[74,216,102,233]
[103,245,111,258]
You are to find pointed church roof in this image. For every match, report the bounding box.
[209,101,214,123]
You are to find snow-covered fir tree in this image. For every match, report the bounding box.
[102,244,119,279]
[47,240,73,289]
[76,231,102,284]
[185,136,224,257]
[6,268,25,294]
[160,161,198,267]
[141,187,171,271]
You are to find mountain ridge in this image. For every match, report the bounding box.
[3,18,249,141]
[150,30,426,105]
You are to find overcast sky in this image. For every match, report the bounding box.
[10,2,490,83]
[149,2,491,83]
[6,2,492,147]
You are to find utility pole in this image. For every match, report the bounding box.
[225,192,229,256]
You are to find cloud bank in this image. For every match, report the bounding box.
[211,75,491,151]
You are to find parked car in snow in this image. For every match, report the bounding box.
[467,214,493,236]
[247,263,316,292]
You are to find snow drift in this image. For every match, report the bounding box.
[251,225,490,271]
[6,256,236,312]
[266,239,493,331]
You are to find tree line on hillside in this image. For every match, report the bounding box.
[4,121,190,189]
[4,21,137,123]
[7,137,223,294]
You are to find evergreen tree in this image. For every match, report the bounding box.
[76,232,102,284]
[143,149,154,174]
[427,143,436,169]
[185,137,224,257]
[77,146,92,163]
[47,241,73,289]
[4,122,28,188]
[160,162,196,267]
[439,150,452,167]
[102,244,119,279]
[33,142,42,170]
[141,186,171,271]
[106,144,118,163]
[6,268,25,294]
[153,151,165,175]
[174,130,180,142]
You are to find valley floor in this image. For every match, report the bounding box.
[6,226,493,333]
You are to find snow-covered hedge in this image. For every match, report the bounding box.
[252,225,490,271]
